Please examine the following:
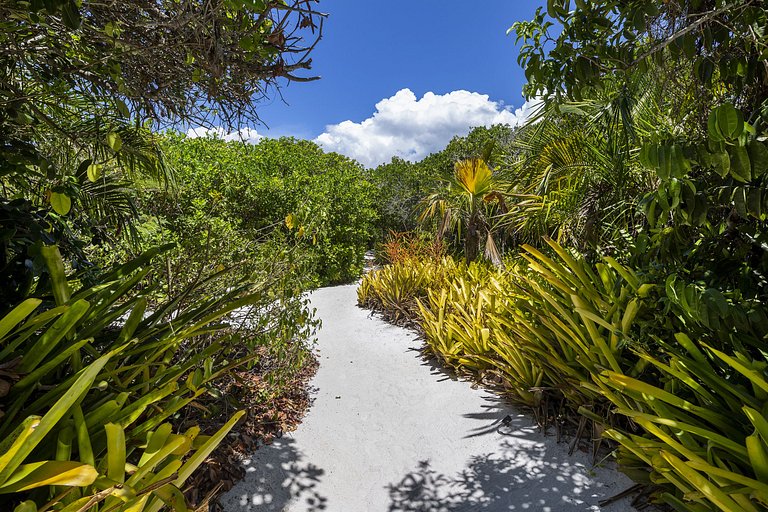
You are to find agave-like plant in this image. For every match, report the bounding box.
[0,241,306,511]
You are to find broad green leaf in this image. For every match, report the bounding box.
[746,433,768,483]
[50,192,71,215]
[744,407,768,445]
[657,144,671,180]
[0,461,97,493]
[116,99,130,118]
[708,112,724,142]
[86,163,102,182]
[640,143,660,169]
[715,104,744,140]
[105,423,126,483]
[61,1,81,29]
[712,149,730,177]
[748,140,768,178]
[107,132,122,152]
[670,144,688,178]
[13,501,36,512]
[139,424,173,467]
[40,245,71,306]
[0,299,41,340]
[728,145,751,182]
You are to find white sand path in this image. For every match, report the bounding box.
[220,284,634,512]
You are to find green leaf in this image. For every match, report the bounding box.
[729,145,751,182]
[0,461,97,494]
[746,433,768,483]
[703,343,768,395]
[747,187,762,219]
[153,484,188,511]
[744,407,768,445]
[173,411,245,485]
[639,144,659,169]
[73,405,94,467]
[712,150,730,177]
[61,1,81,29]
[0,418,42,476]
[40,245,72,306]
[670,144,688,178]
[0,350,117,485]
[116,99,130,118]
[50,192,72,215]
[139,424,173,467]
[748,140,768,178]
[13,338,90,390]
[105,423,126,483]
[86,163,102,182]
[657,145,671,180]
[708,112,724,142]
[674,454,763,511]
[715,104,744,140]
[106,132,122,152]
[0,299,41,340]
[13,501,37,512]
[18,300,88,373]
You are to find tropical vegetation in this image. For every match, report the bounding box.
[3,0,768,510]
[359,1,768,511]
[0,0,330,510]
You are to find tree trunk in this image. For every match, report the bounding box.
[465,209,480,263]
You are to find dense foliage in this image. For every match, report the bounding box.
[360,1,768,511]
[135,134,377,287]
[369,125,516,238]
[0,0,325,510]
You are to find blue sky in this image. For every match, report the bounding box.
[192,1,545,167]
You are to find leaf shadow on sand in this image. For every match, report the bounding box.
[219,436,327,511]
[386,397,631,512]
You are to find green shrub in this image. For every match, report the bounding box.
[360,240,768,511]
[0,243,316,511]
[154,134,377,287]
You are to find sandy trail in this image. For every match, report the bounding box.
[220,284,633,512]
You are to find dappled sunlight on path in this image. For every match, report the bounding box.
[220,284,633,511]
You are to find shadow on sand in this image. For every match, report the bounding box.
[220,437,327,511]
[386,397,625,512]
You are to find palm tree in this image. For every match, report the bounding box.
[498,69,675,252]
[419,158,506,264]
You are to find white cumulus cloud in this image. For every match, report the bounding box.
[186,126,263,144]
[314,89,540,168]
